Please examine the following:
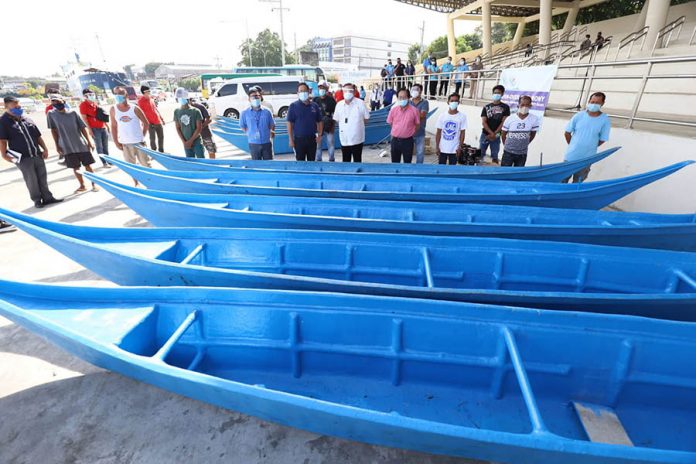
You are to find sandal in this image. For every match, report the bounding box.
[92,185,100,192]
[74,187,87,194]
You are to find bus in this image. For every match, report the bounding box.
[200,65,326,98]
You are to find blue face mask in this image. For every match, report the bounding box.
[319,89,327,97]
[178,98,189,105]
[492,94,502,102]
[9,107,23,117]
[114,95,126,104]
[449,102,459,111]
[250,98,261,108]
[398,99,409,107]
[298,92,309,102]
[587,103,602,112]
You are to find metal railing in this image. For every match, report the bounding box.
[691,24,696,46]
[614,27,650,60]
[362,55,696,130]
[651,15,686,55]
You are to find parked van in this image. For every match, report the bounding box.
[209,75,304,119]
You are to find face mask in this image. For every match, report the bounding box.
[448,59,452,63]
[87,94,96,102]
[319,89,327,97]
[53,103,66,111]
[178,98,189,105]
[344,91,354,100]
[114,95,126,104]
[410,89,420,98]
[448,102,459,111]
[492,94,502,102]
[398,99,409,107]
[9,107,23,117]
[518,106,530,115]
[587,103,602,112]
[250,98,261,108]
[298,91,309,102]
[459,61,465,65]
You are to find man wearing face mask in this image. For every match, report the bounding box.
[333,83,370,162]
[369,84,383,111]
[439,57,454,97]
[469,55,483,99]
[454,58,469,96]
[480,84,510,164]
[405,60,415,89]
[427,58,439,100]
[287,82,323,161]
[394,58,406,89]
[409,84,429,164]
[314,81,336,162]
[110,86,151,185]
[562,92,611,183]
[79,88,112,168]
[47,95,99,193]
[239,88,275,160]
[137,85,165,153]
[501,96,539,167]
[436,94,467,165]
[386,88,420,163]
[173,88,204,158]
[0,96,61,208]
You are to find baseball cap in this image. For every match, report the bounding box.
[82,88,94,95]
[174,87,189,99]
[3,96,19,104]
[318,80,329,88]
[141,85,150,93]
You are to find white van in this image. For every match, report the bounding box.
[209,75,304,119]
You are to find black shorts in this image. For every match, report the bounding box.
[64,152,95,169]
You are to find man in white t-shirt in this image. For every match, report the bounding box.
[435,93,467,165]
[333,83,370,162]
[501,95,539,167]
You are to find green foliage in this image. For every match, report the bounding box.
[177,77,201,92]
[238,28,295,67]
[144,62,173,77]
[424,30,483,59]
[87,84,103,96]
[408,43,423,63]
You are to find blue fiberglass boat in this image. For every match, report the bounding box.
[1,280,695,464]
[212,123,392,154]
[141,146,620,182]
[2,207,695,319]
[84,174,696,251]
[103,155,693,209]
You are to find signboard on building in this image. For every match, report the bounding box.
[499,64,557,124]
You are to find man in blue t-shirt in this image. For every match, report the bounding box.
[563,91,611,183]
[287,82,323,161]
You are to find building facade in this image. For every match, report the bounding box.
[331,35,410,75]
[309,37,333,62]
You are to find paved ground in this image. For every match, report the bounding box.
[0,101,483,464]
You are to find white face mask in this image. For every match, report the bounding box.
[410,89,420,98]
[344,90,354,100]
[518,106,530,115]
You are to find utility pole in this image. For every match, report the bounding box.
[260,0,290,66]
[246,19,253,67]
[419,21,425,59]
[95,33,107,64]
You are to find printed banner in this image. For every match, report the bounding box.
[499,64,557,125]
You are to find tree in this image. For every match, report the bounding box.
[238,28,295,67]
[144,62,172,77]
[408,43,423,63]
[177,77,201,92]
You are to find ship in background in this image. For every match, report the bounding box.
[61,48,132,98]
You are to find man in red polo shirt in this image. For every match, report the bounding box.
[136,85,165,152]
[79,88,112,168]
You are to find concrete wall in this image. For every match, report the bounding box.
[425,101,696,214]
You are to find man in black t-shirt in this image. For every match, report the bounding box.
[191,100,217,159]
[479,84,510,164]
[394,58,406,88]
[315,81,337,162]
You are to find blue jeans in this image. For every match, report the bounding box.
[414,135,425,164]
[479,133,501,161]
[184,139,205,158]
[250,142,273,160]
[316,131,335,161]
[91,127,110,165]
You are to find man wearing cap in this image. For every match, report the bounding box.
[47,95,99,193]
[0,96,62,208]
[314,81,336,162]
[111,86,150,185]
[333,83,370,163]
[240,88,275,160]
[250,85,274,113]
[79,88,112,168]
[137,85,165,152]
[173,88,204,158]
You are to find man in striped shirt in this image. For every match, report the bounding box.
[0,96,61,208]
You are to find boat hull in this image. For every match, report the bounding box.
[84,173,696,252]
[1,281,695,463]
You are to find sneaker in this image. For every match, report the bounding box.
[43,198,64,205]
[492,159,500,165]
[0,220,16,233]
[34,202,44,209]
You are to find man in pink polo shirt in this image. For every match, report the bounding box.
[386,88,421,163]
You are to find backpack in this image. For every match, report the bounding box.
[96,106,110,123]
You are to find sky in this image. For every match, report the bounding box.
[0,0,478,77]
